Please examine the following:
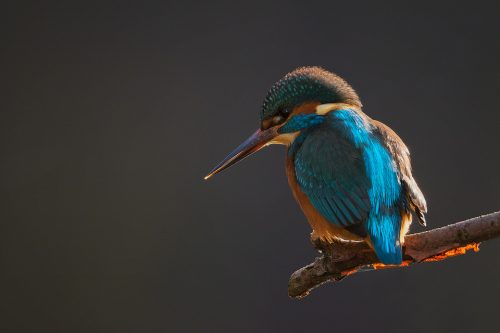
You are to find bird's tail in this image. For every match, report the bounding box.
[366,212,403,265]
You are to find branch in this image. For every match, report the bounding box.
[288,211,500,299]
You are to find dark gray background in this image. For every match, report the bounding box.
[2,1,500,332]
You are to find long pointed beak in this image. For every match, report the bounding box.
[204,127,278,180]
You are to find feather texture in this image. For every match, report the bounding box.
[289,108,410,264]
[373,120,427,226]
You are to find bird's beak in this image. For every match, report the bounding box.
[204,127,278,180]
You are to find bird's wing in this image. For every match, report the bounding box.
[293,127,371,229]
[372,120,427,225]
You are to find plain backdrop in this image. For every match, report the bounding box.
[2,1,500,332]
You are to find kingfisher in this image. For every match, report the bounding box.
[205,67,427,265]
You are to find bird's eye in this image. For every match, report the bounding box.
[270,108,291,126]
[262,108,291,129]
[280,108,291,117]
[271,108,290,125]
[272,115,285,125]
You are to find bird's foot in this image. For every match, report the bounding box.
[310,231,327,253]
[310,231,361,262]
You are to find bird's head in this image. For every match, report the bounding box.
[204,66,361,179]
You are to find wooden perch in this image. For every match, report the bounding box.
[288,211,500,299]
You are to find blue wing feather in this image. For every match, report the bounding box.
[291,109,405,264]
[292,121,370,228]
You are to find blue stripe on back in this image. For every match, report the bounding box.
[332,109,403,264]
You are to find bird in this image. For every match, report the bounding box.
[204,66,427,265]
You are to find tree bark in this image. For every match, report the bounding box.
[288,211,500,299]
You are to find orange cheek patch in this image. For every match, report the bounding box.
[261,118,273,129]
[291,101,321,116]
[261,102,320,129]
